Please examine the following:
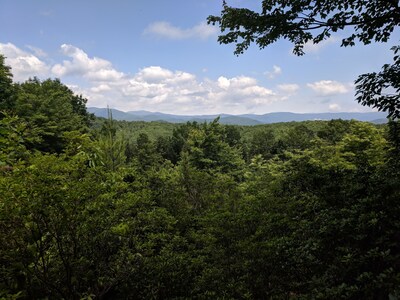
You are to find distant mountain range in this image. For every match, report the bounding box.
[88,107,388,125]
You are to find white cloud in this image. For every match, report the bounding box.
[87,69,124,82]
[53,46,288,113]
[136,66,174,83]
[302,36,339,54]
[265,65,282,79]
[329,103,341,111]
[81,68,282,114]
[222,76,258,88]
[277,84,299,94]
[0,42,50,81]
[165,71,196,85]
[203,76,278,110]
[144,21,218,40]
[307,80,350,96]
[0,43,291,114]
[217,76,230,89]
[52,44,124,81]
[91,84,112,93]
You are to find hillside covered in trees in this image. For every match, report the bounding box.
[1,54,400,299]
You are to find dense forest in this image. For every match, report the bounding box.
[1,53,400,299]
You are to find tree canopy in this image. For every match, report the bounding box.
[208,0,400,118]
[14,77,92,153]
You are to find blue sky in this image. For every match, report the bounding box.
[1,0,398,115]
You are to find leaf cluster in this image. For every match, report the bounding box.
[208,0,400,55]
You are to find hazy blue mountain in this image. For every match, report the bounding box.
[370,118,389,124]
[125,110,156,116]
[219,116,262,125]
[88,107,388,125]
[88,107,139,121]
[88,108,258,125]
[240,112,388,123]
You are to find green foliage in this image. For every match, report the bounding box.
[91,118,178,142]
[1,118,399,299]
[256,122,398,298]
[356,46,400,119]
[0,114,32,166]
[1,60,399,299]
[248,128,276,160]
[14,78,92,153]
[131,133,162,170]
[208,0,399,56]
[0,55,15,114]
[285,124,316,150]
[0,154,187,299]
[182,118,245,176]
[317,119,354,144]
[1,154,103,298]
[95,108,126,171]
[163,121,200,164]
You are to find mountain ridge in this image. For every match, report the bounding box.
[88,107,388,125]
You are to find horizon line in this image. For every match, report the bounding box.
[88,106,385,117]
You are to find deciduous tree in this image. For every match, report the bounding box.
[15,78,92,153]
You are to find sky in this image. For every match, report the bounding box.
[1,0,399,115]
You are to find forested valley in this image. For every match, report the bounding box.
[1,55,400,299]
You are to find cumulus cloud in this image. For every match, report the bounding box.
[143,21,218,40]
[307,80,350,96]
[0,43,290,114]
[135,66,174,83]
[204,76,278,109]
[91,84,112,93]
[0,42,50,81]
[52,44,124,81]
[89,68,281,114]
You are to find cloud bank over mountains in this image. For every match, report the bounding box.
[0,42,355,115]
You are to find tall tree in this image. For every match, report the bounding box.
[0,55,15,114]
[96,108,126,171]
[15,78,91,153]
[208,0,400,117]
[182,118,244,175]
[133,133,162,171]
